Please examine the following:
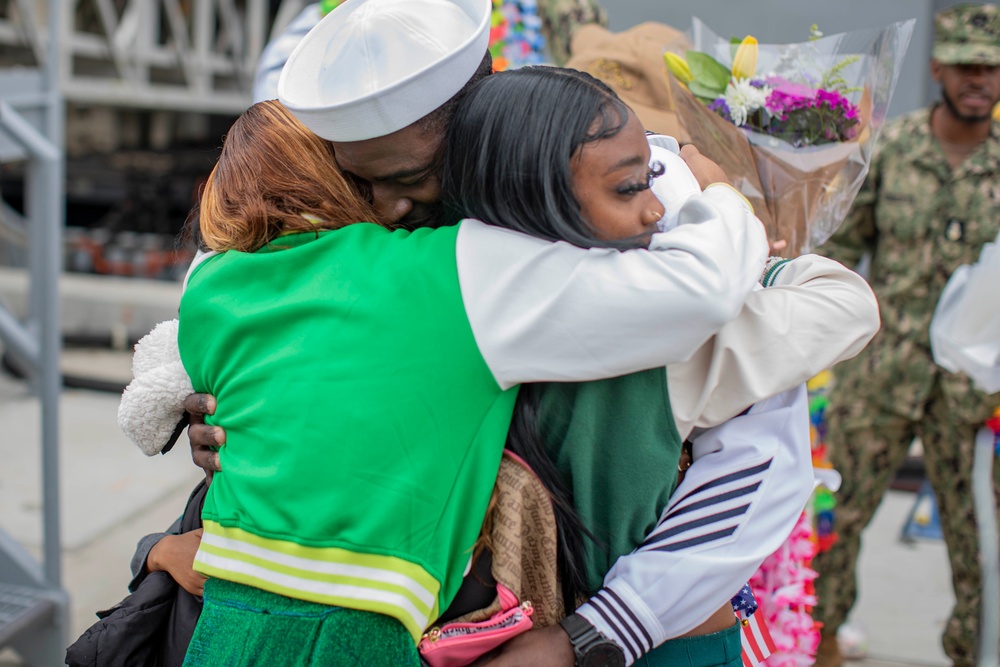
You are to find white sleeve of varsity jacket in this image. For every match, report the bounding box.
[668,254,880,439]
[575,385,814,665]
[456,185,768,390]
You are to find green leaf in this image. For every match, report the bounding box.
[685,51,731,94]
[688,80,724,100]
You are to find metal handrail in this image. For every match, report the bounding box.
[0,0,278,114]
[0,1,68,662]
[0,99,63,590]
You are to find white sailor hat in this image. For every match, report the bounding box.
[278,0,491,142]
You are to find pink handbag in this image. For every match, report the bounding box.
[418,583,534,667]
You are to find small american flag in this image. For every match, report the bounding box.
[730,584,776,667]
[739,611,776,667]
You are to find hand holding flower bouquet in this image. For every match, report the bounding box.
[664,19,914,256]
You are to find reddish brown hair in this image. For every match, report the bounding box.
[199,100,379,252]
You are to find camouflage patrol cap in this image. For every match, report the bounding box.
[933,3,1000,66]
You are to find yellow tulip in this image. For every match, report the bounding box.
[731,36,758,80]
[663,52,694,84]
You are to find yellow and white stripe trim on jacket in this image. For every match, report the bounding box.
[194,521,441,642]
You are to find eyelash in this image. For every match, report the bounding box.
[617,160,666,196]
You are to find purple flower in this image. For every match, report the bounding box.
[815,88,850,110]
[765,89,812,116]
[708,97,731,119]
[700,71,862,147]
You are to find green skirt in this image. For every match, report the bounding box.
[182,579,421,667]
[636,621,742,667]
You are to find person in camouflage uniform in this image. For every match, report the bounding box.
[536,0,606,65]
[813,5,1000,666]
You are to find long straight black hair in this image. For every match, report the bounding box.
[441,66,649,607]
[440,65,634,250]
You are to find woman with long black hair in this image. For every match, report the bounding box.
[435,65,878,667]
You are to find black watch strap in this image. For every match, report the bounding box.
[559,613,626,667]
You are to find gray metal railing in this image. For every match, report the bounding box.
[0,0,69,662]
[0,0,290,114]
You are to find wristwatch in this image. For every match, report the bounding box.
[558,613,626,667]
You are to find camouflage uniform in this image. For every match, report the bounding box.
[536,0,606,65]
[813,8,1000,660]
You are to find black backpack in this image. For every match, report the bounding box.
[66,480,207,667]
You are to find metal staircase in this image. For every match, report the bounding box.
[0,1,303,662]
[0,585,57,649]
[0,582,61,664]
[0,0,306,114]
[0,2,69,660]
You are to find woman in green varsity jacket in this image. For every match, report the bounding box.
[177,98,769,665]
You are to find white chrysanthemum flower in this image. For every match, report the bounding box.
[723,78,771,127]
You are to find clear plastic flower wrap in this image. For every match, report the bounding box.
[664,18,915,256]
[931,230,1000,394]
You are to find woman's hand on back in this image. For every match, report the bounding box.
[183,393,225,483]
[679,144,790,252]
[480,624,574,666]
[679,144,729,189]
[147,529,207,596]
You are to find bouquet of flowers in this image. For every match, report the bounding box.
[663,19,914,256]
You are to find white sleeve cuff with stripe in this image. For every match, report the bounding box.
[576,581,660,666]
